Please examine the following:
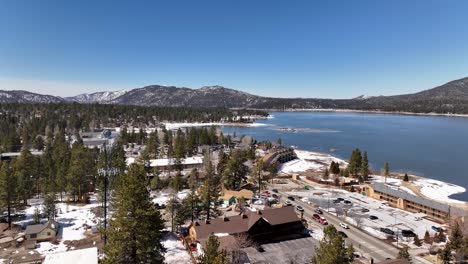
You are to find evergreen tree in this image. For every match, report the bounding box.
[361,151,369,181]
[32,207,41,224]
[438,246,452,264]
[14,147,35,204]
[322,168,329,180]
[424,230,432,244]
[200,158,220,220]
[43,193,56,220]
[413,235,422,247]
[103,163,165,264]
[403,173,409,182]
[311,225,354,264]
[67,142,95,202]
[198,235,229,264]
[223,151,248,190]
[348,149,362,176]
[251,158,266,194]
[397,247,411,262]
[0,162,17,229]
[170,171,183,191]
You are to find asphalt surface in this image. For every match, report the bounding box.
[278,190,400,262]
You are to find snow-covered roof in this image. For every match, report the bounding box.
[44,247,98,264]
[370,182,450,212]
[127,156,203,167]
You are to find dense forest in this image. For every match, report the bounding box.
[0,103,267,152]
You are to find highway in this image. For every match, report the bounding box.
[277,190,428,263]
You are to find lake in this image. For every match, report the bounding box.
[221,111,468,201]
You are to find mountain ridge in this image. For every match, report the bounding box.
[1,77,468,114]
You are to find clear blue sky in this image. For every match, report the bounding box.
[1,0,468,98]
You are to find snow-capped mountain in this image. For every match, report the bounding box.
[0,90,63,104]
[65,90,128,103]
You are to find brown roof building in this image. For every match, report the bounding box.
[189,206,305,249]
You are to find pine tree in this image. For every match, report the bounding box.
[67,142,95,202]
[348,149,362,176]
[413,235,422,247]
[103,163,165,264]
[200,158,220,220]
[397,247,411,262]
[403,173,409,182]
[322,168,329,180]
[198,235,229,264]
[448,220,464,255]
[0,162,17,229]
[424,230,432,244]
[14,147,35,204]
[44,193,56,220]
[32,207,40,224]
[438,246,452,264]
[311,225,354,264]
[361,151,369,181]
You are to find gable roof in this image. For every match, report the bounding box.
[192,206,301,241]
[370,182,450,213]
[25,220,58,235]
[219,189,254,200]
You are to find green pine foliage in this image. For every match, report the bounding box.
[311,225,354,264]
[198,235,230,264]
[397,247,411,262]
[103,163,166,264]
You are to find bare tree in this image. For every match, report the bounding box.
[230,233,256,264]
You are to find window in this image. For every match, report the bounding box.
[30,234,37,239]
[47,232,51,236]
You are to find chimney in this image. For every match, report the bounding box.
[241,213,248,219]
[223,216,229,222]
[205,219,210,224]
[195,221,200,226]
[257,210,262,215]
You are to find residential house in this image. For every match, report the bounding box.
[25,220,58,241]
[219,189,254,205]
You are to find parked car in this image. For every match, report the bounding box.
[432,226,442,232]
[361,208,370,213]
[296,206,304,212]
[285,200,292,206]
[401,230,416,237]
[339,222,349,229]
[272,194,279,199]
[338,231,348,238]
[272,189,278,193]
[369,215,378,220]
[313,214,321,220]
[380,228,395,235]
[287,196,295,201]
[333,199,341,204]
[314,209,323,215]
[343,200,352,205]
[337,198,345,201]
[263,190,270,195]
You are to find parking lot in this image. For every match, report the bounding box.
[286,188,443,243]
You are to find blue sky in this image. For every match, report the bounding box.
[1,1,468,98]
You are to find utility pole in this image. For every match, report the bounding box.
[98,143,118,250]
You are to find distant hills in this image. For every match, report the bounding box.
[1,77,468,114]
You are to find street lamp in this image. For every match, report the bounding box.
[98,143,119,249]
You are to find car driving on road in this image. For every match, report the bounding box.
[339,222,349,229]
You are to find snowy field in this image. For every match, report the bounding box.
[162,233,192,264]
[279,149,347,174]
[150,189,190,206]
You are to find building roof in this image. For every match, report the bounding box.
[0,151,43,158]
[376,259,411,264]
[219,189,254,200]
[127,156,204,167]
[369,182,450,213]
[44,247,98,264]
[192,206,301,241]
[25,220,58,235]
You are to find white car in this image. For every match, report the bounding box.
[339,222,349,229]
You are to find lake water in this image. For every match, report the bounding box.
[221,111,468,201]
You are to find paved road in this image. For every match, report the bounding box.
[278,191,431,264]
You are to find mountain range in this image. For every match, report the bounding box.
[1,77,468,114]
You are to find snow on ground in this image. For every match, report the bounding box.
[413,178,466,204]
[308,227,324,241]
[15,196,100,256]
[151,189,191,205]
[369,175,402,186]
[279,150,347,174]
[162,233,192,264]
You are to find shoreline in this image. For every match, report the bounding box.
[250,108,468,118]
[284,148,467,205]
